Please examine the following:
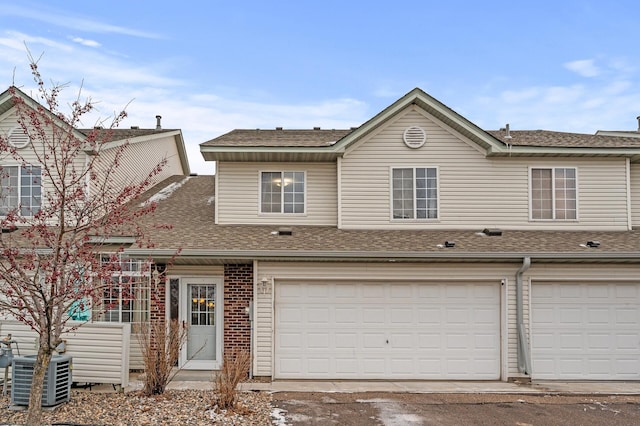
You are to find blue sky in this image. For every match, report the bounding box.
[1,1,639,174]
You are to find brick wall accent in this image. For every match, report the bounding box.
[223,264,253,354]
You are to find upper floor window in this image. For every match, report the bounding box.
[0,165,41,216]
[392,167,438,219]
[530,167,577,220]
[260,171,305,214]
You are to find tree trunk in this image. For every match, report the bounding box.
[25,347,53,426]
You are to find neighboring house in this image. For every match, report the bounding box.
[0,87,190,374]
[126,87,640,382]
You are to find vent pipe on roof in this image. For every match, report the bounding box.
[276,127,283,131]
[313,127,320,130]
[505,123,512,139]
[156,115,162,130]
[636,116,640,132]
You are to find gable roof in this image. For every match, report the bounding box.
[79,127,191,175]
[200,87,640,162]
[126,175,640,265]
[0,86,190,175]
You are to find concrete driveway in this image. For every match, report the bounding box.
[271,392,640,425]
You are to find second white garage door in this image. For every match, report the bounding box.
[531,282,640,380]
[274,281,501,379]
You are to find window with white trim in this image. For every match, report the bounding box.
[392,167,438,219]
[100,255,151,324]
[530,167,577,220]
[0,165,41,216]
[260,171,305,213]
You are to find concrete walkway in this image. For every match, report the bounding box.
[122,376,640,395]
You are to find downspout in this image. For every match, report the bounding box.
[516,256,532,375]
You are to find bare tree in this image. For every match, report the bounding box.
[0,58,168,425]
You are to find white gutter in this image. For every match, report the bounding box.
[515,257,532,375]
[123,248,640,262]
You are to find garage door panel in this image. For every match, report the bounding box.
[532,282,640,380]
[275,281,500,379]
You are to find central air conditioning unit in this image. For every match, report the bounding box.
[11,355,72,407]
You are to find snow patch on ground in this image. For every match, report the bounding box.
[271,407,290,425]
[358,398,423,425]
[141,176,191,206]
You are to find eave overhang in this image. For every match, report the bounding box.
[124,248,640,265]
[200,146,343,162]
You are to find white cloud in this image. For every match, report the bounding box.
[0,30,370,175]
[564,59,600,77]
[0,4,161,39]
[70,37,101,48]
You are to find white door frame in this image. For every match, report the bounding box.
[178,276,223,370]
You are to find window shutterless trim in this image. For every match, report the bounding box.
[0,164,42,217]
[389,166,439,221]
[528,166,579,221]
[257,170,307,215]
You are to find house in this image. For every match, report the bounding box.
[5,85,640,383]
[125,87,640,382]
[0,86,190,381]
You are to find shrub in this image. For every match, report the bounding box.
[137,319,187,395]
[213,349,251,410]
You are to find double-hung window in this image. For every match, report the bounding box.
[260,171,305,214]
[530,167,577,220]
[392,167,438,219]
[0,165,41,216]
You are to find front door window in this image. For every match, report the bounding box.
[187,284,216,361]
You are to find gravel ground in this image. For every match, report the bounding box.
[0,389,273,425]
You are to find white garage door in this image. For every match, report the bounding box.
[531,282,640,380]
[274,281,501,379]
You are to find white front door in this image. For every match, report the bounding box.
[180,277,223,369]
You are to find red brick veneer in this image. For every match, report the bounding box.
[223,264,252,354]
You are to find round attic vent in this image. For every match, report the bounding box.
[402,126,426,149]
[7,126,30,149]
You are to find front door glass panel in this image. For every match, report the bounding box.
[187,284,216,360]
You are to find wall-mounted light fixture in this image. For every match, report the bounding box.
[259,277,272,294]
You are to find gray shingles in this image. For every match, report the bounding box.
[201,128,640,150]
[487,130,640,148]
[139,176,640,256]
[200,129,354,147]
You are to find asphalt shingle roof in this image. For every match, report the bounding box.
[200,129,354,147]
[78,128,178,140]
[135,175,640,259]
[486,130,640,148]
[202,128,640,150]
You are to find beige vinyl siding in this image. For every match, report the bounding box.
[0,320,131,386]
[255,261,515,378]
[340,108,629,230]
[630,163,640,227]
[93,135,184,196]
[1,111,85,211]
[217,162,337,225]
